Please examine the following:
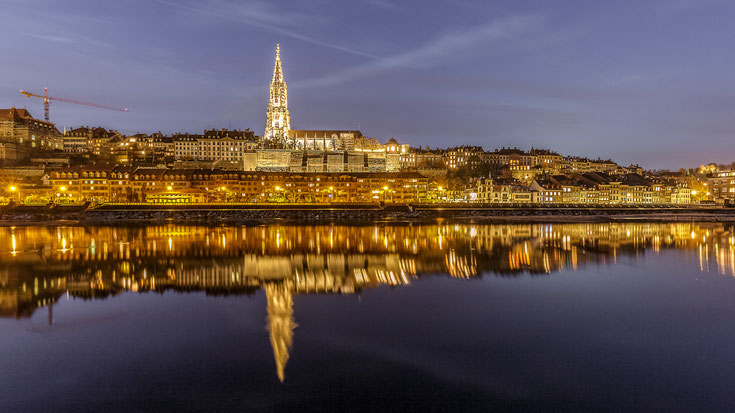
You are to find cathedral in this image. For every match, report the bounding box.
[263,44,291,148]
[263,45,379,152]
[258,45,407,173]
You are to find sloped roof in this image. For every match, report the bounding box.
[0,108,57,129]
[620,173,650,187]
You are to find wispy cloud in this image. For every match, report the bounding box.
[154,0,379,59]
[364,0,408,13]
[656,0,733,14]
[16,30,112,50]
[18,32,76,44]
[293,14,545,88]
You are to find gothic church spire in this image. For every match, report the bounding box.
[264,44,291,147]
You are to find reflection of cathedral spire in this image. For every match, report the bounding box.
[265,281,296,382]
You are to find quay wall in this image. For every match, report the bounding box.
[1,203,735,225]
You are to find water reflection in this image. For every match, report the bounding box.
[1,222,734,381]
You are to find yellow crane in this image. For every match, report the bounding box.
[20,87,129,122]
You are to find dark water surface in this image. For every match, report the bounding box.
[2,223,735,411]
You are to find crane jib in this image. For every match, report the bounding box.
[18,88,128,122]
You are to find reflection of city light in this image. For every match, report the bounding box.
[6,222,735,380]
[6,223,735,293]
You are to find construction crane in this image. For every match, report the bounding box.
[19,87,129,122]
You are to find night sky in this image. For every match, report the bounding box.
[1,0,734,169]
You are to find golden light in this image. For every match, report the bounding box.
[60,186,67,191]
[383,186,388,191]
[275,186,281,191]
[691,190,697,195]
[167,186,172,191]
[9,186,16,192]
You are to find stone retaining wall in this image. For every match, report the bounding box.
[2,204,735,225]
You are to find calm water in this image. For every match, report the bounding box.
[2,222,735,411]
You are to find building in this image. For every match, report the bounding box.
[49,166,428,204]
[62,127,91,153]
[264,44,291,148]
[288,130,365,151]
[530,179,564,203]
[63,126,93,154]
[385,138,410,155]
[484,148,536,171]
[530,148,563,170]
[48,164,117,201]
[0,143,31,163]
[142,133,175,161]
[64,126,120,156]
[0,108,62,151]
[467,172,694,205]
[242,149,400,173]
[100,136,148,164]
[710,170,735,203]
[88,127,118,156]
[174,129,258,162]
[444,146,484,169]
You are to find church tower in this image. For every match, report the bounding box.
[264,44,291,148]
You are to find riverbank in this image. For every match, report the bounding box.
[1,203,734,225]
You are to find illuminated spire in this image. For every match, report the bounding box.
[272,44,284,83]
[265,281,296,382]
[264,44,291,147]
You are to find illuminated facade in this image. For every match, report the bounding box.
[469,173,694,205]
[264,44,291,148]
[174,129,259,161]
[49,166,428,203]
[288,130,362,151]
[710,170,735,203]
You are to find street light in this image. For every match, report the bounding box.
[8,186,18,203]
[56,186,68,201]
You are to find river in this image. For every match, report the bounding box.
[1,223,734,411]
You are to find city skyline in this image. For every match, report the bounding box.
[5,3,735,409]
[2,1,735,169]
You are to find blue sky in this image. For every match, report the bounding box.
[1,0,734,169]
